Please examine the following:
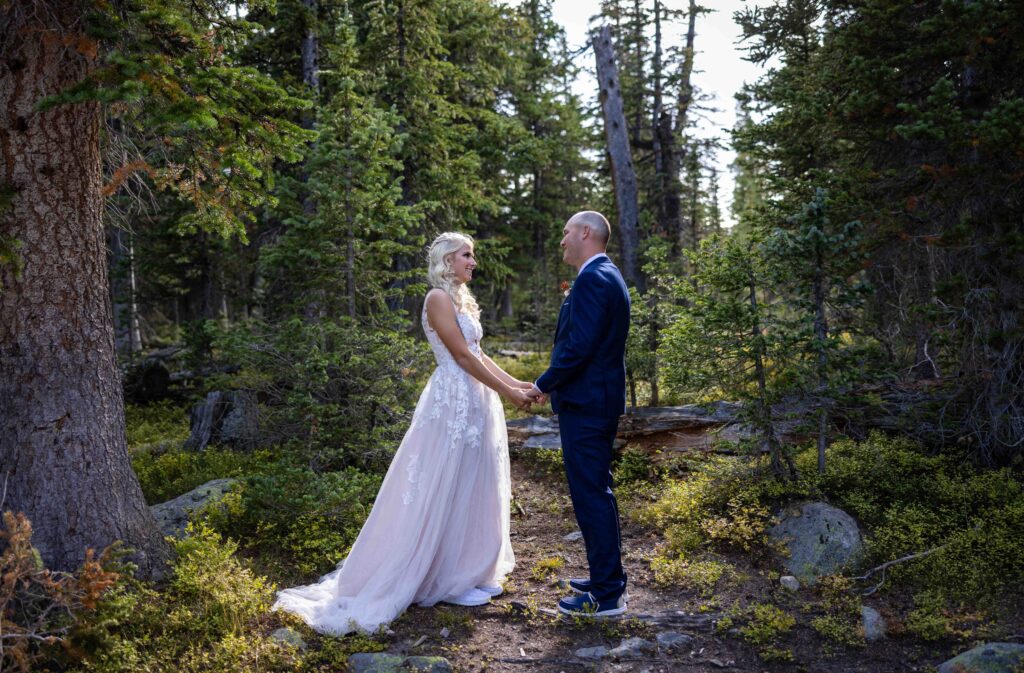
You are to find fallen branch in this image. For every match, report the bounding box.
[850,544,948,595]
[492,657,589,666]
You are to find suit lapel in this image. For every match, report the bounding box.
[554,258,607,344]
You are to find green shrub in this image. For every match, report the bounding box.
[612,447,659,485]
[131,446,271,504]
[649,554,734,596]
[125,400,190,450]
[642,431,1024,625]
[169,524,275,637]
[214,317,429,472]
[203,462,382,578]
[69,525,288,673]
[809,576,865,650]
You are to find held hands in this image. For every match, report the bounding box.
[507,381,548,411]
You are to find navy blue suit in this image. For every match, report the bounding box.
[536,254,630,601]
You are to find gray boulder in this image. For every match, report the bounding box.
[150,478,237,538]
[574,645,609,660]
[655,631,694,652]
[768,502,863,584]
[269,627,306,651]
[347,654,452,673]
[937,643,1024,673]
[348,653,405,673]
[609,637,657,659]
[779,575,801,592]
[861,606,886,642]
[402,657,453,673]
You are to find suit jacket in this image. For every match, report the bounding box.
[536,255,630,418]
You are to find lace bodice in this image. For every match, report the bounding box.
[422,298,483,370]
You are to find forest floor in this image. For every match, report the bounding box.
[325,433,997,673]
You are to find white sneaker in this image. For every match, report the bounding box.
[440,587,491,607]
[476,583,503,597]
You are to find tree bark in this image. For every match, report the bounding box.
[0,1,169,577]
[592,25,642,291]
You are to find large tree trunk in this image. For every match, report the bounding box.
[592,25,642,291]
[0,2,169,577]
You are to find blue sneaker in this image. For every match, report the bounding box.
[568,579,629,601]
[557,592,627,618]
[568,578,590,594]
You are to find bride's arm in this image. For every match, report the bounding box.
[480,352,533,389]
[425,290,531,407]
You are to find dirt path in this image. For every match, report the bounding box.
[371,447,967,673]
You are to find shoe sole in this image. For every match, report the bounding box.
[441,597,491,607]
[557,604,627,618]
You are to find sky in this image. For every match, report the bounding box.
[549,0,769,228]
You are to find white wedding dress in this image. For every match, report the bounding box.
[273,299,515,636]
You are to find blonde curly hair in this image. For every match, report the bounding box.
[427,232,481,318]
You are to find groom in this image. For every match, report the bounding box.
[528,210,631,617]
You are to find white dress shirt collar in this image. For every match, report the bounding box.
[577,252,608,276]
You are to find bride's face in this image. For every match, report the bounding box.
[449,243,476,284]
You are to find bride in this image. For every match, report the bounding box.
[273,232,531,636]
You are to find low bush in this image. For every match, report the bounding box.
[641,432,1024,622]
[202,462,382,579]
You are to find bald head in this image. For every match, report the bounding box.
[567,210,611,247]
[560,210,612,270]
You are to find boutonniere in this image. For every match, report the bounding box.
[560,280,573,297]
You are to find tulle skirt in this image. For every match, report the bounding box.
[272,364,515,635]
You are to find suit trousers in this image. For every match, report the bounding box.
[558,411,627,602]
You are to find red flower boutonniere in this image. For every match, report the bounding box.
[560,280,573,297]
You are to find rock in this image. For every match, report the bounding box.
[563,530,583,542]
[402,656,453,673]
[269,627,306,651]
[655,631,694,651]
[184,390,260,451]
[937,643,1024,673]
[439,627,450,639]
[617,402,741,436]
[347,654,453,673]
[348,653,406,673]
[779,575,801,592]
[523,433,562,450]
[767,501,863,585]
[609,637,657,659]
[574,646,609,660]
[861,606,886,642]
[506,415,560,440]
[150,478,237,538]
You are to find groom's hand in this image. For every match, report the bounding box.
[527,385,548,406]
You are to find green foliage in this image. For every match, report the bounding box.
[529,556,565,583]
[809,576,865,650]
[131,446,267,505]
[657,232,797,477]
[67,524,298,673]
[612,447,658,485]
[649,554,734,597]
[735,0,1024,465]
[203,462,382,578]
[214,316,430,471]
[169,524,274,638]
[124,401,191,450]
[643,431,1024,627]
[736,602,796,661]
[638,454,797,557]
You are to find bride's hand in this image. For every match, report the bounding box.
[505,387,532,410]
[514,380,535,390]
